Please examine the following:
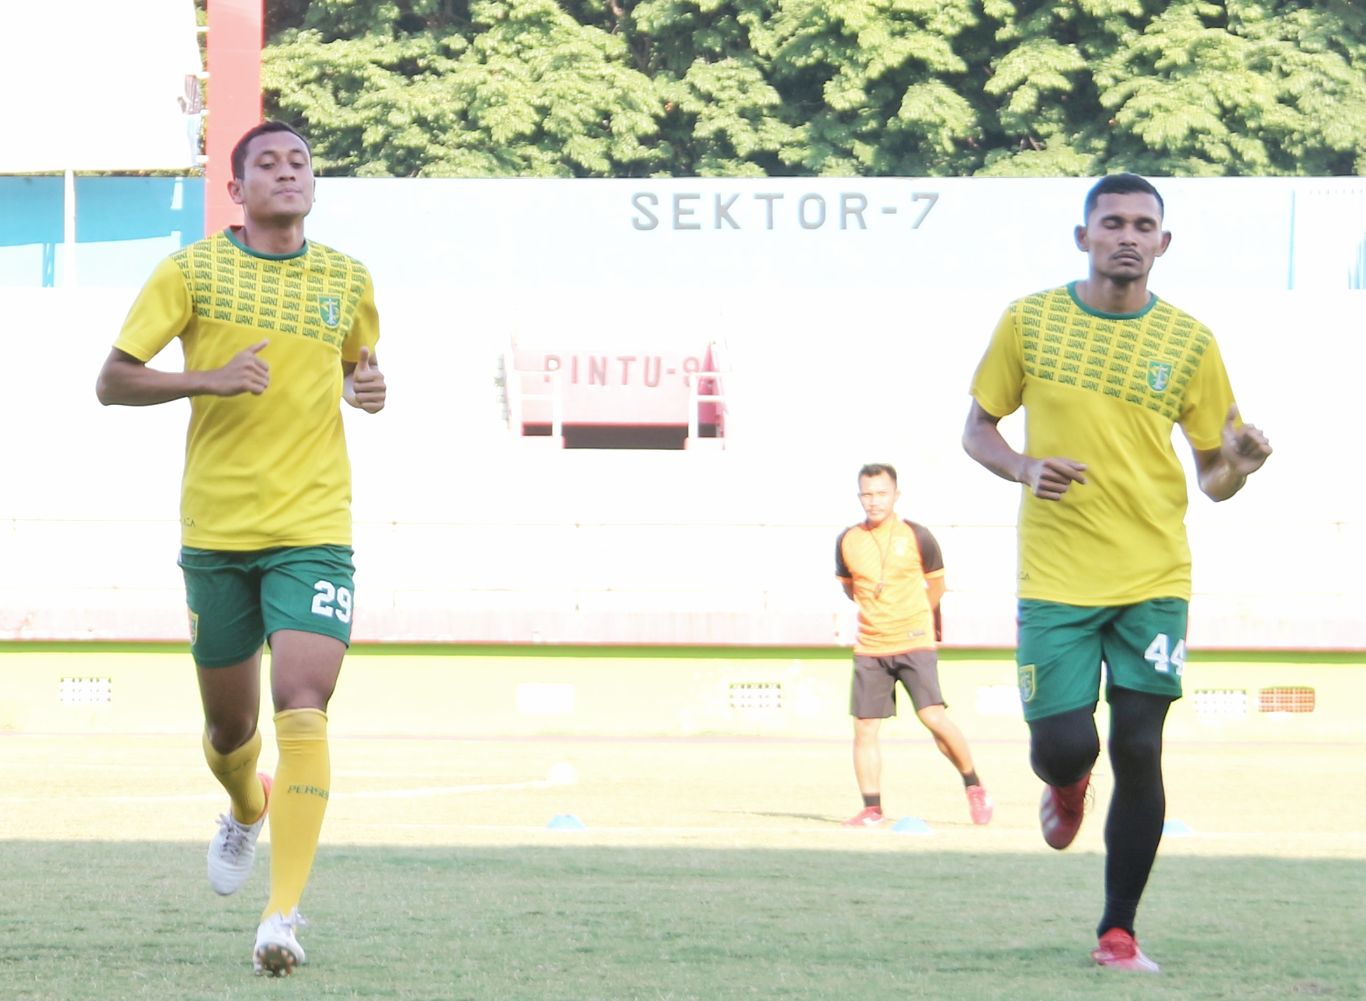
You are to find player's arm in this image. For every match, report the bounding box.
[1191,405,1271,501]
[926,575,946,610]
[927,576,946,641]
[95,341,270,407]
[342,346,385,414]
[917,529,947,639]
[910,523,947,610]
[962,399,1087,502]
[834,530,855,600]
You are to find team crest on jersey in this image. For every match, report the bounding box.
[1146,361,1172,392]
[1018,663,1037,703]
[318,296,342,328]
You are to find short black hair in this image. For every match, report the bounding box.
[1083,173,1164,223]
[859,463,897,485]
[230,121,310,181]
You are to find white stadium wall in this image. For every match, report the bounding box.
[1,176,1363,650]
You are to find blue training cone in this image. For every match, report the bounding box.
[547,813,587,831]
[891,816,933,836]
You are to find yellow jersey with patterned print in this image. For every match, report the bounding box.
[114,229,380,550]
[970,282,1235,605]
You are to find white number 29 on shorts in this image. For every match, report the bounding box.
[1144,633,1186,675]
[311,580,354,624]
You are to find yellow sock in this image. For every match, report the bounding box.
[263,708,330,920]
[202,728,266,825]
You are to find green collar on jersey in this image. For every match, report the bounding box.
[224,227,309,261]
[1066,280,1158,320]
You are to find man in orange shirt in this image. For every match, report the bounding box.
[835,464,992,828]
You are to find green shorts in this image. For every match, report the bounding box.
[179,546,356,668]
[1016,598,1187,722]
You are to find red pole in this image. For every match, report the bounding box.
[204,0,263,235]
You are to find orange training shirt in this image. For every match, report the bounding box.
[835,518,944,655]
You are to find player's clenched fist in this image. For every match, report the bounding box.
[209,340,270,397]
[1023,455,1088,501]
[348,346,386,414]
[1220,405,1271,475]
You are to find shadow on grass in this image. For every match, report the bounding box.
[0,842,1361,1001]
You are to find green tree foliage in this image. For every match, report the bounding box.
[264,1,666,176]
[756,0,982,175]
[259,0,1366,176]
[1094,0,1366,175]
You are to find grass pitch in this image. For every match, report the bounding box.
[3,839,1361,1001]
[2,724,1363,1001]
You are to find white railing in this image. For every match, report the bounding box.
[686,372,726,448]
[505,352,564,445]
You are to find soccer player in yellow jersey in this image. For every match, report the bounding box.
[95,121,386,977]
[835,464,993,829]
[963,174,1271,973]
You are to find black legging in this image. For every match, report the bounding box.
[1028,687,1174,936]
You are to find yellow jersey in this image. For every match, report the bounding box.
[114,229,380,550]
[970,283,1234,605]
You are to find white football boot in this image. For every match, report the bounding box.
[253,908,308,977]
[206,773,271,895]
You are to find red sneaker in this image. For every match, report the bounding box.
[1039,773,1090,849]
[842,806,886,828]
[1091,927,1161,973]
[965,785,994,825]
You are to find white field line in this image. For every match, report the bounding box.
[0,776,559,805]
